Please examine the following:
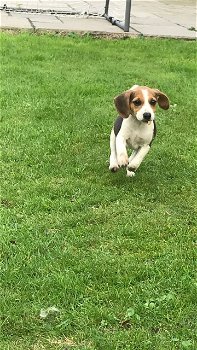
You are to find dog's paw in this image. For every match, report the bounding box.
[117,154,129,167]
[127,162,137,172]
[109,164,119,172]
[126,169,135,177]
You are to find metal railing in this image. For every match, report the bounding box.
[104,0,132,32]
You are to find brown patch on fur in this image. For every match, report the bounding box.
[138,86,169,110]
[153,89,170,109]
[114,90,135,118]
[130,88,144,114]
[128,86,158,114]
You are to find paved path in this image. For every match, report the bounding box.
[0,0,196,38]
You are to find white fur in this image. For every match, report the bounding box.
[130,85,139,90]
[128,145,150,170]
[126,169,135,177]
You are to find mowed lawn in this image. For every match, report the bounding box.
[0,32,196,350]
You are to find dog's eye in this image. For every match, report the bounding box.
[150,99,157,106]
[133,99,141,106]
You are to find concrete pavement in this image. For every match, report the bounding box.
[0,0,196,39]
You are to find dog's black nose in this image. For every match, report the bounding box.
[143,112,151,121]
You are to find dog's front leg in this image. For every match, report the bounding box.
[129,149,139,163]
[116,134,128,167]
[127,145,150,176]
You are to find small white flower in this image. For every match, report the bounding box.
[39,306,60,319]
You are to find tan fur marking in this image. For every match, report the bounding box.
[129,86,159,113]
[130,89,144,113]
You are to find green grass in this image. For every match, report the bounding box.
[0,32,196,350]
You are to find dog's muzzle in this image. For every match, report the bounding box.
[143,112,151,122]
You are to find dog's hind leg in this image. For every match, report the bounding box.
[109,130,119,172]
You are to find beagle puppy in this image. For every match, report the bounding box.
[109,85,169,177]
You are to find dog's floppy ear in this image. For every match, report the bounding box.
[154,89,169,110]
[114,90,135,118]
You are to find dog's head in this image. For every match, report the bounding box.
[114,85,169,122]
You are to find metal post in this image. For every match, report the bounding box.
[104,0,132,33]
[105,0,110,16]
[124,0,132,32]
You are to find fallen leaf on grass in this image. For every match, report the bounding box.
[49,337,76,346]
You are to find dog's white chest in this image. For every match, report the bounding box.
[123,116,154,149]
